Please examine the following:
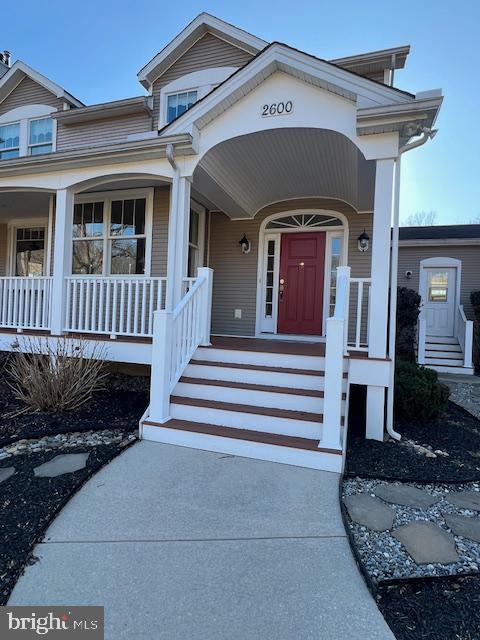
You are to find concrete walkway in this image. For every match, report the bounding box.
[10,442,394,640]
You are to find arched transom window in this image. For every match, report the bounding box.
[265,213,343,230]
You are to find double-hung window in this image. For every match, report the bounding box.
[0,122,20,159]
[166,91,197,124]
[72,192,150,276]
[28,118,53,155]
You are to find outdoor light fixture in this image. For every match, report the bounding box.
[405,270,413,280]
[357,230,370,252]
[239,234,251,254]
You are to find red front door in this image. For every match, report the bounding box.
[277,232,325,335]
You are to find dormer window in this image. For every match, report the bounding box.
[0,122,20,159]
[166,91,198,124]
[28,117,53,155]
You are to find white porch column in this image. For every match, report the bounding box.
[367,158,395,441]
[50,188,74,335]
[165,174,191,310]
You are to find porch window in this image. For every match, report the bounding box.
[109,198,146,275]
[0,122,20,160]
[264,239,276,318]
[167,91,197,124]
[428,271,448,302]
[15,227,45,276]
[72,201,105,274]
[28,118,53,155]
[329,237,343,316]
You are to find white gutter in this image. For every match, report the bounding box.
[386,127,437,440]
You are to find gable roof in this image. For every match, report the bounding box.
[0,60,83,108]
[138,13,268,89]
[400,224,480,241]
[332,45,410,78]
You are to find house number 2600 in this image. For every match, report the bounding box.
[261,101,293,117]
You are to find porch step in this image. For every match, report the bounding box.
[425,336,459,345]
[141,419,343,472]
[424,357,465,367]
[425,342,463,353]
[195,345,327,371]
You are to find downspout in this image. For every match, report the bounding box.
[386,127,437,440]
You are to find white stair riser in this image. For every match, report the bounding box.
[185,363,327,390]
[195,346,326,371]
[425,343,462,353]
[427,364,475,375]
[425,357,465,367]
[170,403,323,439]
[174,382,334,413]
[425,350,462,359]
[142,424,342,473]
[426,336,458,345]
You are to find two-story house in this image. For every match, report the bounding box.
[0,14,443,472]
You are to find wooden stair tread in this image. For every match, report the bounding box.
[207,336,326,356]
[178,376,340,398]
[143,419,341,455]
[170,396,335,423]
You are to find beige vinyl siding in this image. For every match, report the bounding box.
[207,198,373,336]
[151,186,170,276]
[0,77,63,116]
[398,245,480,320]
[152,33,252,129]
[0,224,7,276]
[56,112,152,151]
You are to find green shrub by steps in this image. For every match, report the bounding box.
[396,287,421,362]
[395,359,450,423]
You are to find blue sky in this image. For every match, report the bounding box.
[4,0,479,224]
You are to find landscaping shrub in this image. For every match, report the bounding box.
[395,359,450,422]
[6,336,108,414]
[471,291,480,373]
[396,287,421,361]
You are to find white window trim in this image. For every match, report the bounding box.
[190,200,206,272]
[0,104,57,158]
[72,188,154,277]
[28,116,55,155]
[255,209,349,337]
[158,67,239,128]
[7,217,49,277]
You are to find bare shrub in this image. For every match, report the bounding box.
[6,336,108,414]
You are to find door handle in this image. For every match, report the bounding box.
[279,278,286,300]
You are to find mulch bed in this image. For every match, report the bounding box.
[377,576,480,640]
[0,441,135,605]
[346,401,480,483]
[0,359,149,448]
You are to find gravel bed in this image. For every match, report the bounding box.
[447,381,480,420]
[343,477,480,582]
[346,401,480,482]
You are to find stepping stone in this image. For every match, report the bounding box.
[444,513,480,543]
[393,521,459,564]
[343,494,394,531]
[34,453,89,478]
[374,483,439,509]
[446,491,480,512]
[0,467,15,483]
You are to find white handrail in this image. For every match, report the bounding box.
[348,277,371,352]
[64,277,166,337]
[417,316,427,365]
[456,304,473,369]
[149,267,213,423]
[0,277,52,330]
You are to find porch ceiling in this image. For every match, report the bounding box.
[192,128,375,219]
[0,191,51,222]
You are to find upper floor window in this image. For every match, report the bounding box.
[28,118,53,155]
[166,91,197,124]
[0,122,20,159]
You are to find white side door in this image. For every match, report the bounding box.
[421,267,456,336]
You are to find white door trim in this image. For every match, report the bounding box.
[419,257,462,337]
[255,209,349,337]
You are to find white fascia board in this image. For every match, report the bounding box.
[161,44,415,138]
[0,61,84,107]
[137,13,267,88]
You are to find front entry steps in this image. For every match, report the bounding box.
[142,338,347,472]
[422,336,474,375]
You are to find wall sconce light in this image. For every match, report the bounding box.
[405,270,413,280]
[357,230,370,252]
[239,234,251,254]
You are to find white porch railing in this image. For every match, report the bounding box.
[149,267,213,423]
[0,277,52,330]
[348,278,371,352]
[322,266,350,449]
[456,305,474,369]
[64,277,167,337]
[417,316,427,365]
